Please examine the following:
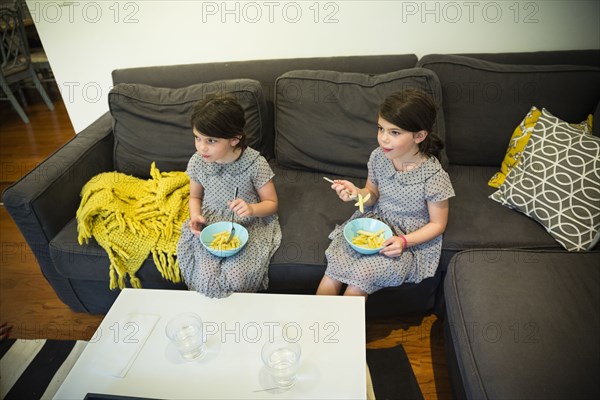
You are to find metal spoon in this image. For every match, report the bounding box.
[225,187,238,243]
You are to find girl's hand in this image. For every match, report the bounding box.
[229,198,254,217]
[379,236,406,257]
[189,214,206,235]
[331,180,358,202]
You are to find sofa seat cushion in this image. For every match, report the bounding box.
[50,218,188,314]
[444,249,600,399]
[49,218,186,285]
[275,68,445,178]
[270,162,360,267]
[444,165,560,252]
[109,79,268,178]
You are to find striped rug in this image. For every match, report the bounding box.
[0,339,87,400]
[0,340,421,400]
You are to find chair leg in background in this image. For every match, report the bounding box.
[1,78,30,123]
[29,67,55,111]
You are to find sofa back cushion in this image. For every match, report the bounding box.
[274,68,445,178]
[108,80,267,178]
[417,54,600,166]
[112,55,419,159]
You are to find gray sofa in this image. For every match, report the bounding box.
[419,52,599,398]
[3,50,599,320]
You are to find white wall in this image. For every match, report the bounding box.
[27,0,600,132]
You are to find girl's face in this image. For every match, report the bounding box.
[194,129,240,164]
[377,117,426,164]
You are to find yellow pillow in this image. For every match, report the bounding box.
[488,106,542,188]
[488,108,593,188]
[571,113,593,135]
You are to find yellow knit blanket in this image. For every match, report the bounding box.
[76,163,189,289]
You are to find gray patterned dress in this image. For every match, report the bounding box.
[324,148,455,294]
[177,147,282,298]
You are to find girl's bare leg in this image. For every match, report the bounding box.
[344,285,368,298]
[316,275,343,295]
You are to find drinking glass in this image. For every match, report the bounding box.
[165,313,205,361]
[261,337,301,390]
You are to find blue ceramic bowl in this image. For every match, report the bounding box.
[343,218,393,255]
[200,221,249,257]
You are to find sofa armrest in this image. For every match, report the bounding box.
[2,112,114,312]
[3,111,115,239]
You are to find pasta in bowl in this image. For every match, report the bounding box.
[200,222,249,257]
[343,218,393,255]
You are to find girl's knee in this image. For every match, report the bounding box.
[317,275,343,295]
[344,285,368,298]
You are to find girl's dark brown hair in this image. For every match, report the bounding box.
[379,89,444,160]
[190,93,247,149]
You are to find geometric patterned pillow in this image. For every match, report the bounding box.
[490,108,600,251]
[488,107,593,188]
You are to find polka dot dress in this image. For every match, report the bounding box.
[324,148,455,294]
[177,147,282,298]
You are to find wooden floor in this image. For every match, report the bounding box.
[0,96,451,399]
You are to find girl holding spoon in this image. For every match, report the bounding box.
[177,94,281,298]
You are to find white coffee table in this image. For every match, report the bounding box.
[54,289,367,399]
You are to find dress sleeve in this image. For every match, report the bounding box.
[367,150,378,186]
[425,167,455,203]
[185,154,203,184]
[252,156,275,189]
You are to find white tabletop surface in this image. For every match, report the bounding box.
[54,289,366,399]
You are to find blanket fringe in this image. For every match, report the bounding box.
[77,162,189,289]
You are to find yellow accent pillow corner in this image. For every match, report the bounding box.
[488,106,541,188]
